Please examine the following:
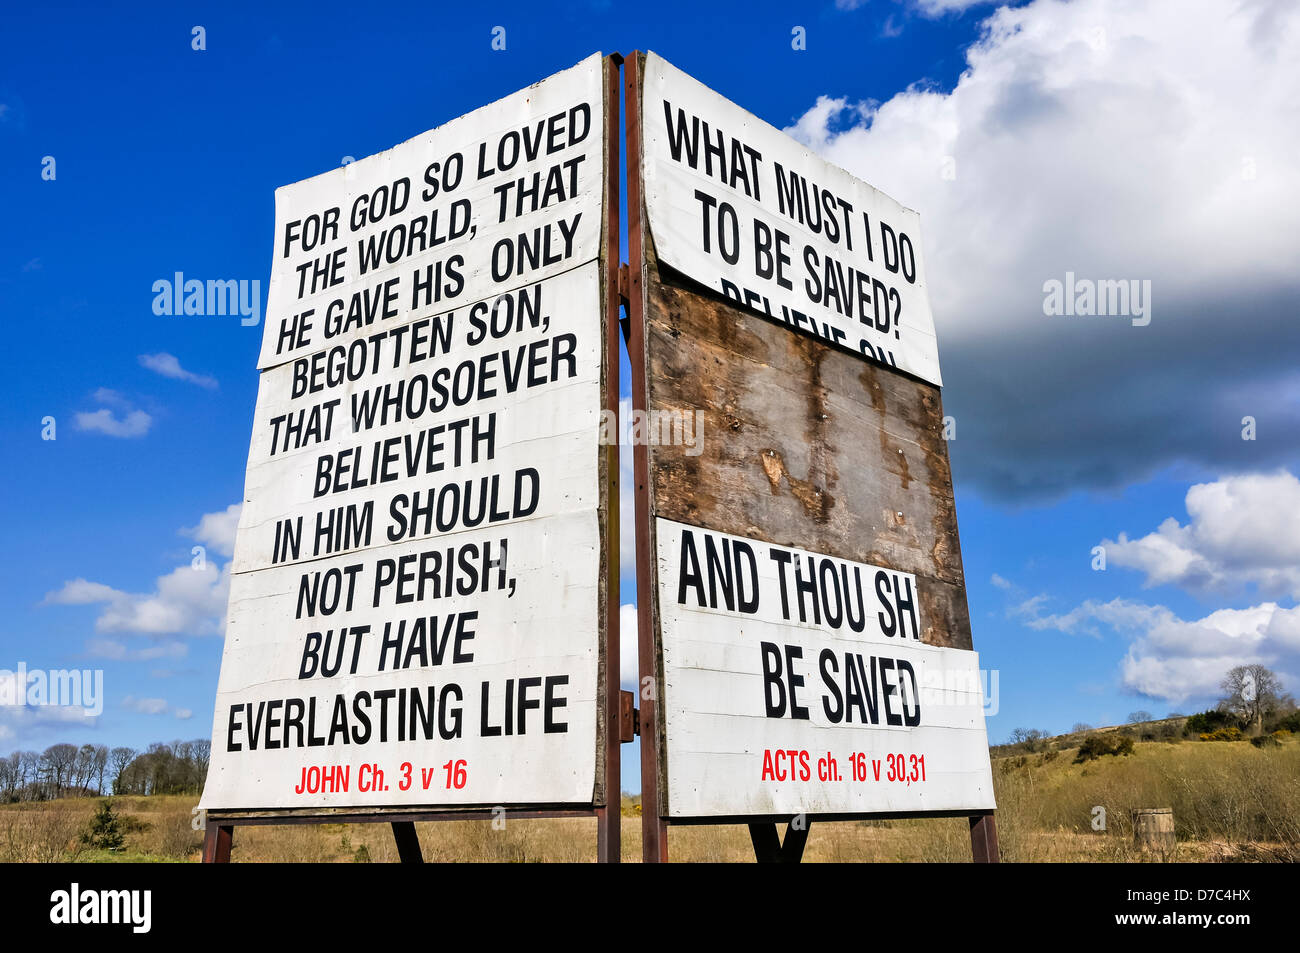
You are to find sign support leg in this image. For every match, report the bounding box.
[969,813,1000,863]
[748,820,810,863]
[390,821,423,863]
[201,821,233,863]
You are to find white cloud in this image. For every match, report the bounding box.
[1103,470,1300,598]
[990,572,1013,590]
[45,561,228,636]
[76,388,153,437]
[75,407,152,438]
[122,695,171,716]
[84,639,188,661]
[620,603,639,691]
[619,399,635,576]
[182,502,242,559]
[786,0,1300,499]
[0,704,99,743]
[91,387,130,408]
[45,579,119,605]
[121,697,193,720]
[1023,596,1300,703]
[43,503,238,638]
[913,0,997,14]
[139,352,218,389]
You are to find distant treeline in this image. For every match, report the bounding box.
[0,740,210,802]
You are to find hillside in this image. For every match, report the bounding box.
[2,731,1295,862]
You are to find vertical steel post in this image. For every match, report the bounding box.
[201,821,233,863]
[625,51,668,863]
[596,52,624,864]
[970,813,1000,862]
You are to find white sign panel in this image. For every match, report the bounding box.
[259,52,604,370]
[202,266,602,811]
[641,52,943,386]
[231,266,601,575]
[656,518,994,818]
[202,56,606,812]
[200,511,599,810]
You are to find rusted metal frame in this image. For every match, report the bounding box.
[391,821,423,863]
[201,821,233,863]
[596,51,625,865]
[747,820,811,863]
[618,689,637,741]
[625,51,669,864]
[970,812,1000,863]
[617,265,632,342]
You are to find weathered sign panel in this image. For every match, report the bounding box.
[657,519,992,817]
[641,53,941,386]
[201,54,609,813]
[631,52,992,821]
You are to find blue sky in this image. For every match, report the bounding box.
[3,0,1298,786]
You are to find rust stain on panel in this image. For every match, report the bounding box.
[757,448,835,523]
[643,251,974,651]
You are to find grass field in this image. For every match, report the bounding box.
[3,736,1296,862]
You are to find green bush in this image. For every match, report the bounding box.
[1185,709,1237,736]
[80,800,125,851]
[1269,711,1300,734]
[1075,734,1136,763]
[1250,730,1290,749]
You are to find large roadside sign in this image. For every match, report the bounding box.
[628,51,994,826]
[201,53,615,816]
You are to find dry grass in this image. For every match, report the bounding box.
[2,737,1295,862]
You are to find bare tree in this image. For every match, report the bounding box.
[91,745,109,795]
[3,738,211,800]
[40,743,78,799]
[109,747,135,794]
[1127,710,1154,724]
[17,750,41,796]
[72,744,97,793]
[0,753,19,802]
[1008,727,1048,752]
[1219,664,1290,734]
[191,738,211,782]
